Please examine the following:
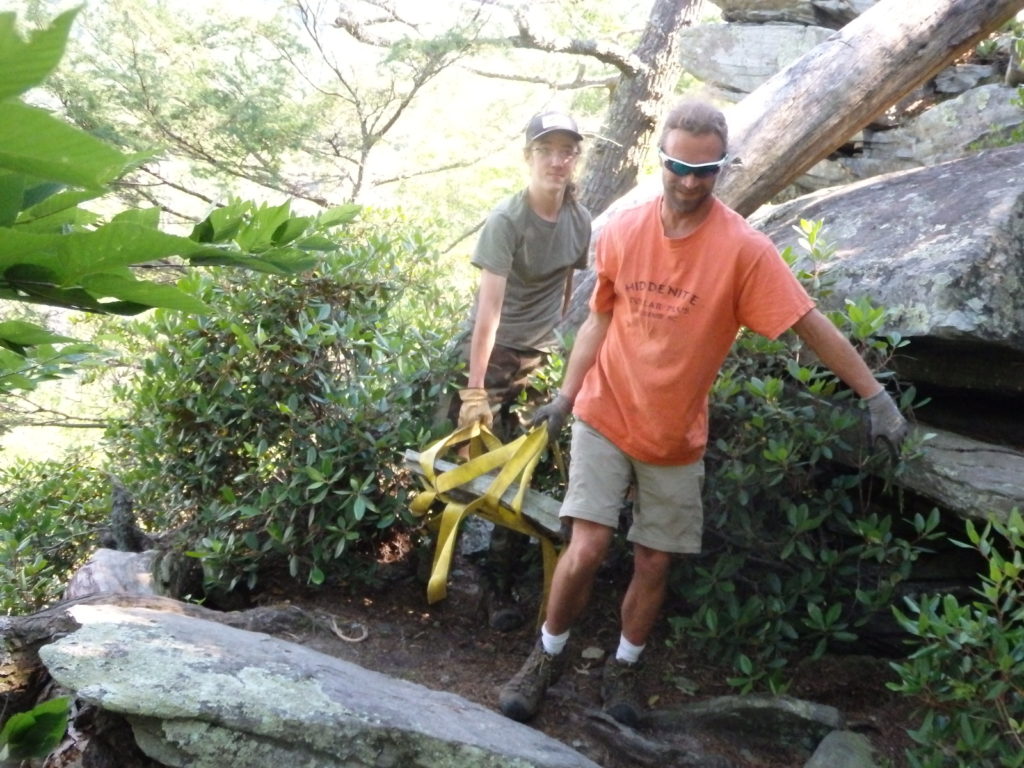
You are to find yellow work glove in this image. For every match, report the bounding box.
[458,387,493,429]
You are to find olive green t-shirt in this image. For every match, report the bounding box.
[469,189,591,352]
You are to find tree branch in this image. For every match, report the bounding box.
[460,64,617,91]
[504,4,645,76]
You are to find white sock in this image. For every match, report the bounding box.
[615,634,645,664]
[541,623,569,656]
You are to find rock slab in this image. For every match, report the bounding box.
[39,603,600,768]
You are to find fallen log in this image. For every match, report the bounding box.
[719,0,1024,216]
[881,427,1024,524]
[787,389,1024,523]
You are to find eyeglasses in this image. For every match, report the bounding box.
[658,149,729,178]
[530,146,581,163]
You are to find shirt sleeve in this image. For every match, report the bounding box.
[573,204,593,270]
[471,210,518,277]
[589,226,618,314]
[736,241,816,340]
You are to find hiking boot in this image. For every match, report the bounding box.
[483,527,528,632]
[499,641,567,721]
[601,657,642,727]
[487,591,526,632]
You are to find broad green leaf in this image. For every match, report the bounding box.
[236,200,292,252]
[0,371,36,392]
[272,216,310,246]
[18,185,101,223]
[0,696,69,760]
[21,180,65,209]
[3,262,156,314]
[0,103,128,188]
[188,248,318,274]
[0,171,25,225]
[0,9,78,100]
[0,223,208,278]
[0,320,75,348]
[295,235,341,252]
[110,207,161,228]
[79,273,210,313]
[14,204,102,233]
[317,204,360,228]
[192,205,244,243]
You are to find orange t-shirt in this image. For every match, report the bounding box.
[573,196,815,465]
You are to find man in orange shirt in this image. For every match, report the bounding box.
[498,99,909,726]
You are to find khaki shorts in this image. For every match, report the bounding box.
[560,420,705,554]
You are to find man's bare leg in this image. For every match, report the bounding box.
[543,517,614,635]
[620,543,672,645]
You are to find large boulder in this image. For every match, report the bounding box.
[38,602,601,768]
[783,83,1024,200]
[846,84,1024,180]
[677,22,835,98]
[750,143,1024,365]
[714,0,877,26]
[750,142,1024,521]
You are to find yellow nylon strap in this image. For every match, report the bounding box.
[408,424,560,623]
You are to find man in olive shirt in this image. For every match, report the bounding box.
[453,110,592,630]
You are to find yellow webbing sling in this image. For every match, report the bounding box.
[408,422,561,625]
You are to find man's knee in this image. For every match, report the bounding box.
[632,545,672,581]
[562,518,614,569]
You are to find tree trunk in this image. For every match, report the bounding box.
[577,0,705,218]
[718,0,1024,216]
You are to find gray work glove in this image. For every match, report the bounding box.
[527,392,573,438]
[864,389,909,458]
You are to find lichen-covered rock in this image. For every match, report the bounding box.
[39,604,600,768]
[678,22,835,98]
[751,143,1024,360]
[805,730,878,768]
[714,0,877,26]
[852,85,1024,175]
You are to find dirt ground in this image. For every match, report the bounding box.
[253,542,919,768]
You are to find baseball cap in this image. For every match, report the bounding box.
[525,111,583,143]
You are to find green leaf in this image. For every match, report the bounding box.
[0,171,25,226]
[17,185,103,225]
[236,200,292,252]
[317,204,361,228]
[0,319,75,350]
[294,235,341,252]
[272,216,311,246]
[187,242,319,274]
[110,207,161,229]
[0,696,69,759]
[192,205,245,243]
[0,103,128,188]
[0,9,78,100]
[79,272,210,313]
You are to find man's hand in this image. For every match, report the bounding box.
[864,389,909,457]
[458,388,493,429]
[527,392,572,437]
